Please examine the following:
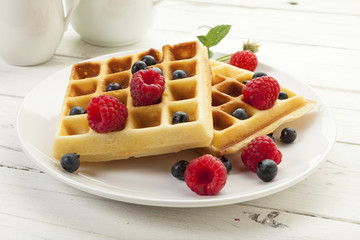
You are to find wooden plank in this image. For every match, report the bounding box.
[1,161,359,239]
[166,0,360,15]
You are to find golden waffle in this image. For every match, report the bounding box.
[52,41,213,162]
[199,60,316,156]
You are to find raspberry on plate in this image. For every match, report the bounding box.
[241,135,282,172]
[229,41,260,71]
[87,95,128,133]
[242,76,280,110]
[184,154,227,195]
[130,68,165,106]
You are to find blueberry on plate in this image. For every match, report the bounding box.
[278,91,288,100]
[172,111,190,124]
[131,61,147,74]
[267,133,276,142]
[69,106,85,115]
[252,72,267,79]
[256,159,278,182]
[141,55,157,66]
[280,127,297,143]
[232,108,248,120]
[106,82,122,92]
[150,67,163,76]
[220,156,232,173]
[60,153,80,173]
[171,160,189,180]
[243,80,249,85]
[172,70,188,80]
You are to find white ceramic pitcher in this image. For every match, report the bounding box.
[65,0,162,47]
[0,0,80,66]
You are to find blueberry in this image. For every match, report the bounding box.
[150,67,163,76]
[172,70,188,80]
[172,111,190,124]
[267,133,276,142]
[131,61,147,74]
[243,80,249,85]
[106,82,122,92]
[232,108,248,120]
[278,91,288,100]
[221,156,232,173]
[69,106,85,115]
[252,72,267,79]
[256,159,278,182]
[60,153,80,173]
[171,160,189,180]
[280,127,297,143]
[141,55,157,66]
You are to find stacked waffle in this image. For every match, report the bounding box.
[52,41,315,162]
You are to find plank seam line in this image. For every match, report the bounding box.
[166,0,360,17]
[0,212,122,240]
[238,203,360,225]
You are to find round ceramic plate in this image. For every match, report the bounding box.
[16,50,336,207]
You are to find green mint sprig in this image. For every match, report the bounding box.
[197,24,232,59]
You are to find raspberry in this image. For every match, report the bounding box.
[241,135,282,172]
[184,154,227,195]
[229,41,260,71]
[242,76,280,110]
[229,50,258,72]
[87,95,128,133]
[130,69,165,106]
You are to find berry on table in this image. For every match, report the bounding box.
[242,76,280,110]
[241,135,282,172]
[131,61,147,74]
[252,72,267,79]
[256,159,278,182]
[87,95,128,133]
[60,153,80,173]
[106,82,122,92]
[232,108,248,120]
[172,111,190,124]
[171,160,189,180]
[280,127,297,143]
[130,69,165,106]
[278,91,289,100]
[184,154,227,195]
[229,41,260,71]
[172,70,188,80]
[141,55,157,66]
[69,106,85,115]
[220,156,232,173]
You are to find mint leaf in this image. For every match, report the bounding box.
[206,24,231,47]
[208,49,213,59]
[197,35,210,47]
[196,24,231,59]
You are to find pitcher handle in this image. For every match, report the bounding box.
[64,0,81,31]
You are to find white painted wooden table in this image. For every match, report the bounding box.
[1,0,360,239]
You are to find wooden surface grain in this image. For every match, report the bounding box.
[1,0,359,239]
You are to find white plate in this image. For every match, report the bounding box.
[16,50,336,207]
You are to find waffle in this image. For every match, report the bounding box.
[52,41,213,162]
[198,60,316,156]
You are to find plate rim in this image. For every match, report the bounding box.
[15,49,337,208]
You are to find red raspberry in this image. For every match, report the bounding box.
[130,69,165,106]
[242,76,280,110]
[229,50,258,72]
[87,95,128,133]
[241,135,282,172]
[184,154,227,196]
